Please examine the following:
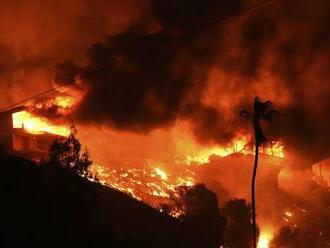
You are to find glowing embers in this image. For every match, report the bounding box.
[12,111,69,136]
[90,165,195,208]
[183,137,284,165]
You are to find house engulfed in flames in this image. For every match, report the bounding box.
[0,106,68,160]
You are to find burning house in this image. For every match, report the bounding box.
[0,107,68,160]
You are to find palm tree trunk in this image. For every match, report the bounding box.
[252,144,259,248]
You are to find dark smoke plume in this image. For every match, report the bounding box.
[234,0,330,162]
[55,0,243,139]
[54,0,330,162]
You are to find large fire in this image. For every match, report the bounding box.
[8,93,330,247]
[89,135,284,215]
[1,0,330,246]
[10,107,284,205]
[10,104,285,246]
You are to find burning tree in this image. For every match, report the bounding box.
[241,97,278,248]
[47,125,93,177]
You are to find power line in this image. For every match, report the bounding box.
[0,63,110,112]
[185,0,271,34]
[0,0,271,113]
[0,81,74,112]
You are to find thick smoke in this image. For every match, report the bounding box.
[54,0,330,162]
[1,0,329,162]
[0,0,146,108]
[55,0,243,140]
[219,0,330,162]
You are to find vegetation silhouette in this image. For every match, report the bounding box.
[162,184,227,248]
[222,199,258,248]
[0,150,206,248]
[160,185,262,247]
[45,125,96,181]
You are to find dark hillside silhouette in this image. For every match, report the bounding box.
[0,151,205,248]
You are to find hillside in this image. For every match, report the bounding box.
[0,152,205,248]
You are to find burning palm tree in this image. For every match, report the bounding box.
[241,97,278,248]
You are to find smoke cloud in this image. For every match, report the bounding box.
[54,0,243,138]
[55,0,330,162]
[0,0,146,107]
[215,0,330,162]
[1,0,329,162]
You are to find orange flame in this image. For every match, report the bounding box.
[257,230,273,248]
[183,136,249,164]
[12,111,69,136]
[11,101,284,223]
[54,95,75,109]
[181,137,284,165]
[88,133,285,217]
[90,165,195,208]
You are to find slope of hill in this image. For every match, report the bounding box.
[0,152,205,248]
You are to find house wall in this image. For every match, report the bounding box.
[0,106,26,151]
[1,107,59,161]
[0,112,14,150]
